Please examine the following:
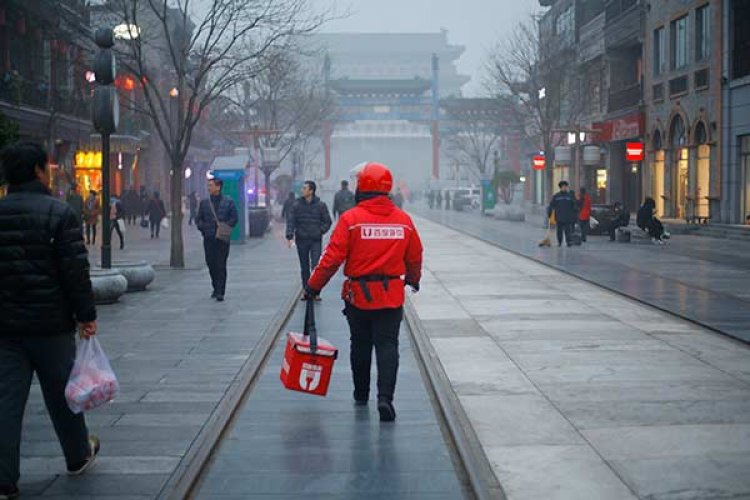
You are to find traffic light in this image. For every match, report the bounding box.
[92,28,119,135]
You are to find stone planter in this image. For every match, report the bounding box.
[112,260,155,292]
[90,268,128,305]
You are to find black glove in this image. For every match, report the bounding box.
[304,285,320,297]
[405,281,420,292]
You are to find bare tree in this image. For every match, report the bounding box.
[485,15,582,199]
[98,0,328,267]
[443,99,506,181]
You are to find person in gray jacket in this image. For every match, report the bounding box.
[286,180,332,299]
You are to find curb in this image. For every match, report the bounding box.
[404,299,507,500]
[157,283,302,500]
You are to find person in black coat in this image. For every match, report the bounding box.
[285,180,332,298]
[333,180,355,219]
[0,143,100,497]
[281,191,295,221]
[547,180,578,247]
[637,197,667,243]
[195,177,239,301]
[608,202,631,241]
[145,192,167,239]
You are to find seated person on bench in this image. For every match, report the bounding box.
[637,197,669,244]
[608,202,630,241]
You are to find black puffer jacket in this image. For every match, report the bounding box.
[0,181,96,337]
[195,195,239,239]
[286,196,332,241]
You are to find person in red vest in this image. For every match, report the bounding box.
[306,162,423,422]
[578,187,592,243]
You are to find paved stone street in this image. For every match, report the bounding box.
[409,215,750,499]
[19,220,299,499]
[15,210,750,500]
[412,205,750,343]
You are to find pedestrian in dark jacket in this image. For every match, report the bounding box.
[286,180,332,298]
[65,184,84,227]
[637,197,668,244]
[109,196,124,250]
[281,192,295,221]
[333,180,355,219]
[547,180,578,247]
[0,143,100,498]
[195,177,238,301]
[121,187,140,225]
[188,191,198,226]
[608,202,630,241]
[145,192,167,239]
[82,190,100,245]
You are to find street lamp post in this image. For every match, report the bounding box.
[260,147,280,212]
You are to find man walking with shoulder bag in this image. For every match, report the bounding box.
[196,177,238,301]
[0,142,101,499]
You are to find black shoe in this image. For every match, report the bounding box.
[378,399,396,422]
[0,484,19,500]
[211,291,217,299]
[67,436,100,476]
[216,295,224,302]
[354,399,368,406]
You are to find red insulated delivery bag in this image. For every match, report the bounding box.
[280,299,338,396]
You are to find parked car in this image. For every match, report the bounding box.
[452,187,480,211]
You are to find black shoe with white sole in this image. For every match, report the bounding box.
[0,484,19,500]
[67,435,100,476]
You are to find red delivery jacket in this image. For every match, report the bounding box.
[308,196,423,310]
[579,194,592,221]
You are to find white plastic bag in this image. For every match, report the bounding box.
[65,337,119,414]
[590,216,599,229]
[161,217,169,230]
[117,219,126,234]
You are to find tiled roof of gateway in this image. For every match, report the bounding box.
[313,32,465,58]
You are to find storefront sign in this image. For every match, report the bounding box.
[626,142,644,161]
[593,112,644,142]
[532,155,546,171]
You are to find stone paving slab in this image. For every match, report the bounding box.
[413,205,750,343]
[19,224,299,498]
[408,216,750,500]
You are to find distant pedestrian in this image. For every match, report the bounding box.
[195,177,238,301]
[121,187,140,225]
[306,162,423,422]
[139,186,148,226]
[146,192,167,239]
[281,192,295,221]
[188,191,198,226]
[547,180,577,247]
[286,180,332,300]
[82,190,100,246]
[109,195,124,250]
[0,142,101,499]
[436,190,442,208]
[65,184,84,227]
[444,190,450,210]
[427,190,435,209]
[577,187,592,243]
[608,202,630,241]
[333,180,355,219]
[392,188,404,209]
[637,197,669,244]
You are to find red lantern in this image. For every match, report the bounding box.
[625,142,644,161]
[532,154,546,171]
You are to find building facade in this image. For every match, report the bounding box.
[643,0,722,220]
[721,0,750,224]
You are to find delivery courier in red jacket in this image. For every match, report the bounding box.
[307,162,423,422]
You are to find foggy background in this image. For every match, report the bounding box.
[320,0,539,96]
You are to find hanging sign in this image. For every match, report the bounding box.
[532,155,546,171]
[625,142,644,161]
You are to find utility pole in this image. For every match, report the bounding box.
[92,28,119,269]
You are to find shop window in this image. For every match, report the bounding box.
[732,0,750,79]
[676,147,689,219]
[696,144,710,217]
[654,27,666,76]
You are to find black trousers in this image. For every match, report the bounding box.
[0,336,90,486]
[85,223,97,244]
[150,219,161,238]
[579,219,590,242]
[344,303,403,402]
[296,239,322,288]
[204,237,230,296]
[110,220,124,248]
[556,222,573,246]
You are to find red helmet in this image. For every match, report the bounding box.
[356,162,393,194]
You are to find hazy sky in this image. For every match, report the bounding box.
[320,0,540,96]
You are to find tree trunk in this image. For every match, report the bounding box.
[169,157,185,268]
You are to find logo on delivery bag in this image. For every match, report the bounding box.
[299,362,323,391]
